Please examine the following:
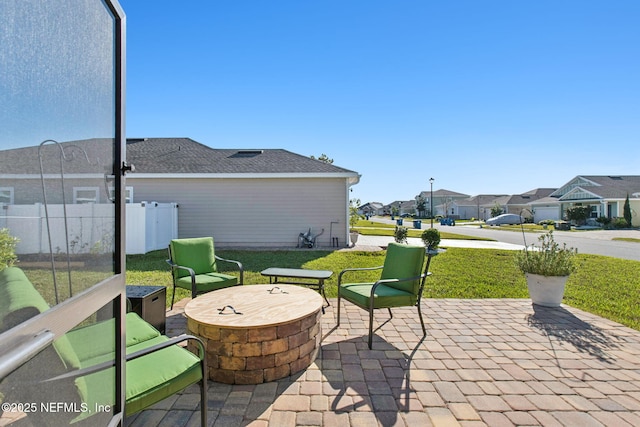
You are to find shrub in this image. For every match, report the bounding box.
[0,228,19,270]
[613,217,629,229]
[514,231,577,277]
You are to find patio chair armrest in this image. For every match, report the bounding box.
[370,273,426,293]
[215,255,244,284]
[338,265,383,285]
[167,260,196,282]
[166,259,196,277]
[127,334,206,362]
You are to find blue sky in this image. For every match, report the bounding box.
[120,1,639,204]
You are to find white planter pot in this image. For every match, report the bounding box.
[525,273,569,307]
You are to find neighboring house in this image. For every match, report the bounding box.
[0,138,361,249]
[453,195,509,220]
[453,189,556,221]
[125,138,361,247]
[503,188,557,219]
[416,189,470,218]
[359,202,384,216]
[0,139,114,206]
[548,175,640,226]
[383,200,412,217]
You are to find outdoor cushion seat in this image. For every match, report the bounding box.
[337,242,436,349]
[338,282,416,308]
[0,267,208,426]
[175,272,237,292]
[167,237,244,309]
[79,333,202,417]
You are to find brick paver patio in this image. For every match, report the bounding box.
[125,297,640,427]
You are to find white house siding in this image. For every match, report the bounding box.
[127,176,350,248]
[457,206,481,220]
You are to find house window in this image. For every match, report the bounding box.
[109,186,133,203]
[0,187,13,205]
[74,187,99,204]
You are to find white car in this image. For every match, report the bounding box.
[486,214,524,226]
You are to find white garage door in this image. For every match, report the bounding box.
[534,206,560,223]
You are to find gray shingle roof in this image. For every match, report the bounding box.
[126,138,358,175]
[577,175,640,199]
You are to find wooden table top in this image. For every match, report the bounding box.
[184,284,323,328]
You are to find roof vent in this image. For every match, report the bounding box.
[230,150,264,158]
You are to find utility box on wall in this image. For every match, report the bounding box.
[126,202,178,254]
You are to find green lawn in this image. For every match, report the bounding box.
[127,246,640,331]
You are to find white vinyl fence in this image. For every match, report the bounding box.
[0,202,177,255]
[125,202,178,254]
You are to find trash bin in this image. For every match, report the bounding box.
[413,220,422,229]
[396,219,403,226]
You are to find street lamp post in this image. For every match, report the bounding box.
[429,177,434,228]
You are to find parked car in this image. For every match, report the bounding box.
[486,214,524,226]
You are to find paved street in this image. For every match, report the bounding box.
[365,218,640,261]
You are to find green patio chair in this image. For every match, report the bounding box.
[167,237,243,309]
[337,242,434,349]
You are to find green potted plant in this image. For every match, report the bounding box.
[514,231,577,307]
[349,198,363,246]
[421,228,441,252]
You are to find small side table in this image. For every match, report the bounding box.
[126,285,167,333]
[260,267,333,312]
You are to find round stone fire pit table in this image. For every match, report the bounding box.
[184,284,323,384]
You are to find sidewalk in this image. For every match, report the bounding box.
[353,234,525,251]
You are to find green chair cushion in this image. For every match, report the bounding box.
[0,267,51,330]
[340,282,416,309]
[66,313,161,364]
[176,272,237,291]
[74,335,203,421]
[0,267,204,423]
[170,237,218,278]
[380,243,425,295]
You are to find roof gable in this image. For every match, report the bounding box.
[552,175,640,199]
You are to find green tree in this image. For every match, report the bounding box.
[416,195,427,218]
[310,154,333,164]
[565,206,590,225]
[624,194,632,227]
[349,198,363,231]
[490,203,503,218]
